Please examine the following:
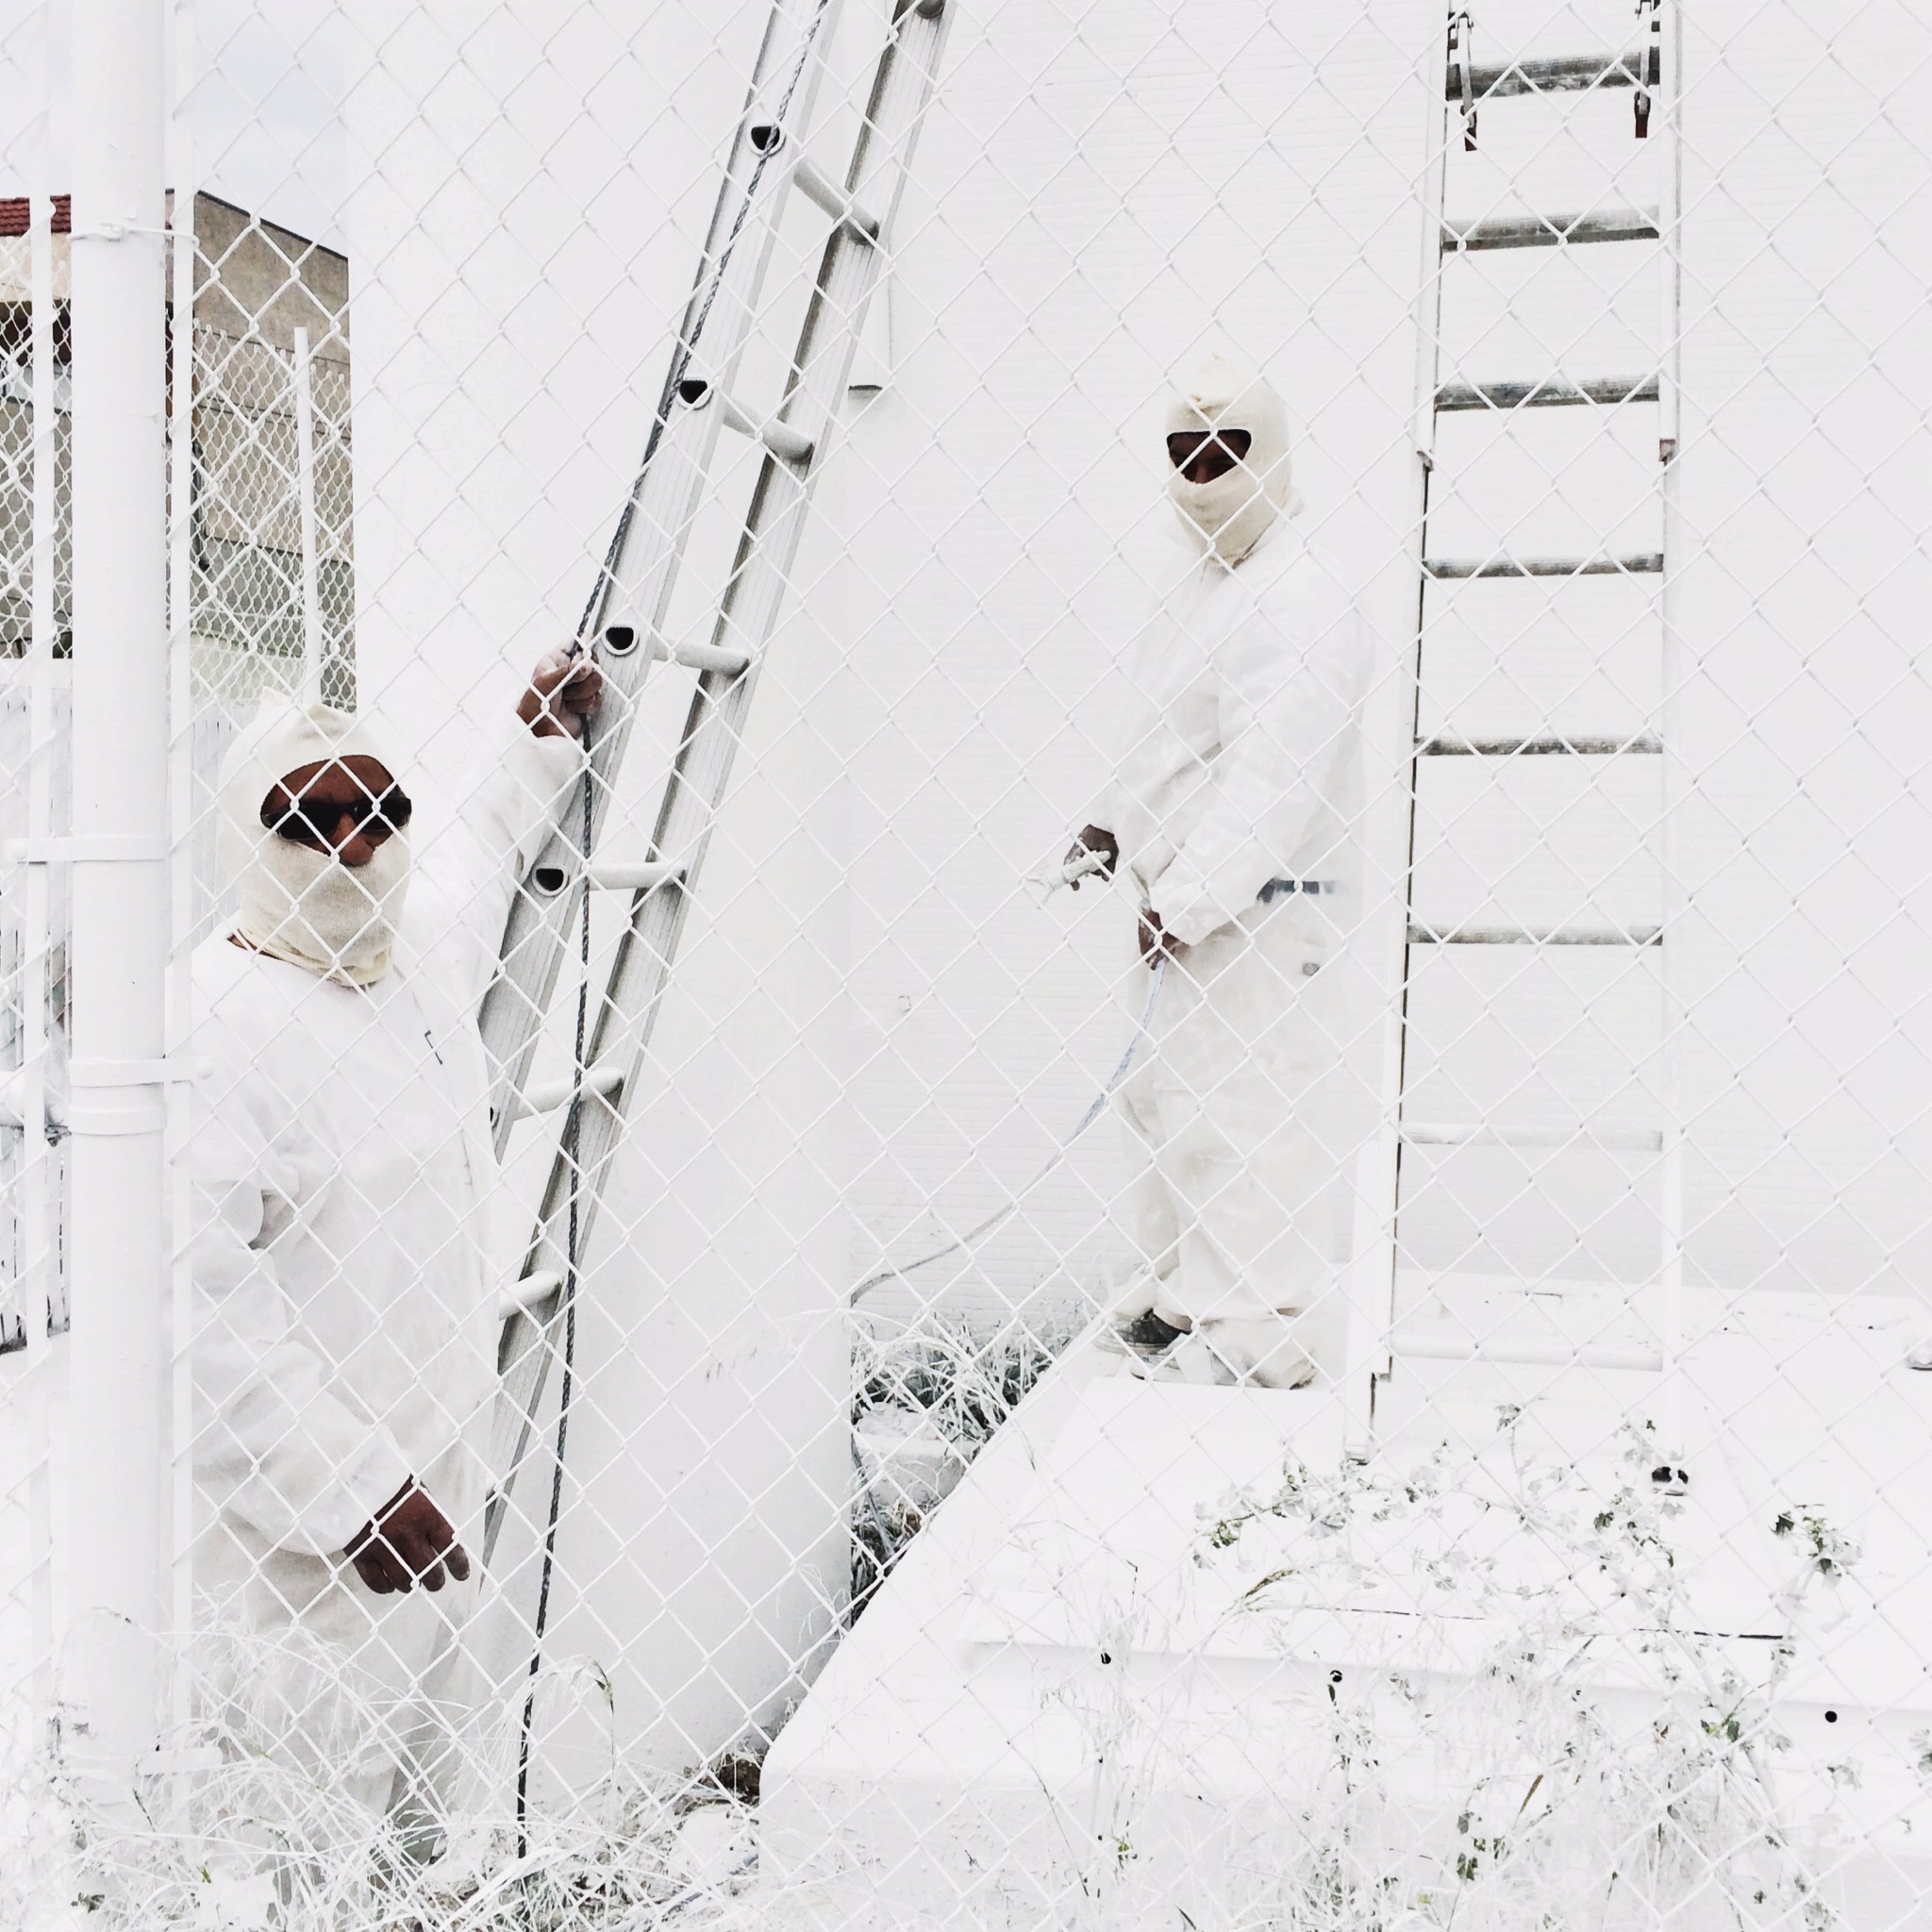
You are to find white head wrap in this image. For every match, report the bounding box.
[216,699,410,988]
[1163,351,1295,567]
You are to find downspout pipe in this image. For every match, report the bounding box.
[63,0,171,1849]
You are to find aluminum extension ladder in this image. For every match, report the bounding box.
[475,0,954,1560]
[1347,2,1685,1454]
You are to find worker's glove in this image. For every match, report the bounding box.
[344,1478,472,1595]
[520,645,606,741]
[1063,824,1120,890]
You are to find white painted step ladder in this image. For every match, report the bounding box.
[476,0,955,1559]
[1347,3,1685,1451]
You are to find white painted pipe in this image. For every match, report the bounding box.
[22,113,59,1743]
[291,325,323,699]
[165,0,203,1755]
[64,0,171,1837]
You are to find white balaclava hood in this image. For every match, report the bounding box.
[1164,351,1294,567]
[217,698,410,988]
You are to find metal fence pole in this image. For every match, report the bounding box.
[62,0,171,1838]
[291,324,322,701]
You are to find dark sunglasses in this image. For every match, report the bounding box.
[1167,427,1252,474]
[262,785,414,848]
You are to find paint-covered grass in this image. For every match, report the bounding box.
[850,1306,1087,1615]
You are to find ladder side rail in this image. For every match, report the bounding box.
[487,0,956,1556]
[1341,17,1457,1458]
[481,0,843,1148]
[571,0,953,1098]
[845,0,951,231]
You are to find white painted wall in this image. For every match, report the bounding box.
[1673,0,1932,1302]
[1386,0,1932,1306]
[835,0,1434,1330]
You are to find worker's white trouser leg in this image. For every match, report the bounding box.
[1117,898,1345,1337]
[192,1436,500,1857]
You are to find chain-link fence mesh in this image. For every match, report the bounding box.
[4,0,1932,1924]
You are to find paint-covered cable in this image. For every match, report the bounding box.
[852,954,1167,1302]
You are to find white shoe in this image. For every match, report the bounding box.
[1197,1317,1317,1390]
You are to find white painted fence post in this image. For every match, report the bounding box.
[63,0,171,1840]
[291,324,323,700]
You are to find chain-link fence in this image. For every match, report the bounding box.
[4,0,1932,1924]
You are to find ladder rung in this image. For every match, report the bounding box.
[1424,552,1663,580]
[587,860,684,893]
[1409,922,1662,946]
[511,1062,625,1124]
[658,635,752,675]
[598,625,751,676]
[680,379,816,466]
[1454,53,1641,100]
[1392,1326,1662,1372]
[791,157,880,241]
[525,858,686,898]
[1401,1122,1665,1154]
[1442,208,1660,252]
[1435,374,1659,412]
[1417,731,1662,757]
[496,1270,563,1321]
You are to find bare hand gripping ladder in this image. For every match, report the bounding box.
[477,0,955,1560]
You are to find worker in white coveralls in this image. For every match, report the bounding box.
[1068,352,1371,1390]
[190,647,600,1840]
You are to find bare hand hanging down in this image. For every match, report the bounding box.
[345,1479,472,1594]
[1138,907,1185,966]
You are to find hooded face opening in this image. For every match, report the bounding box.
[1166,427,1252,485]
[1162,353,1293,566]
[219,700,414,987]
[261,755,411,867]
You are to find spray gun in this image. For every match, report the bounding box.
[1027,834,1118,904]
[1038,847,1112,894]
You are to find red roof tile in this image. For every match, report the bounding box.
[0,196,72,239]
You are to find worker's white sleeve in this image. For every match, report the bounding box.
[1150,591,1367,948]
[1081,775,1123,838]
[191,1044,413,1557]
[410,717,586,1020]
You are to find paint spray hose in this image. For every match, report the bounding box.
[853,866,1165,1305]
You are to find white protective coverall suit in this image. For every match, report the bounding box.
[1096,354,1372,1386]
[189,697,580,1829]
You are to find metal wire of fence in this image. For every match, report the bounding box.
[3,0,1932,1925]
